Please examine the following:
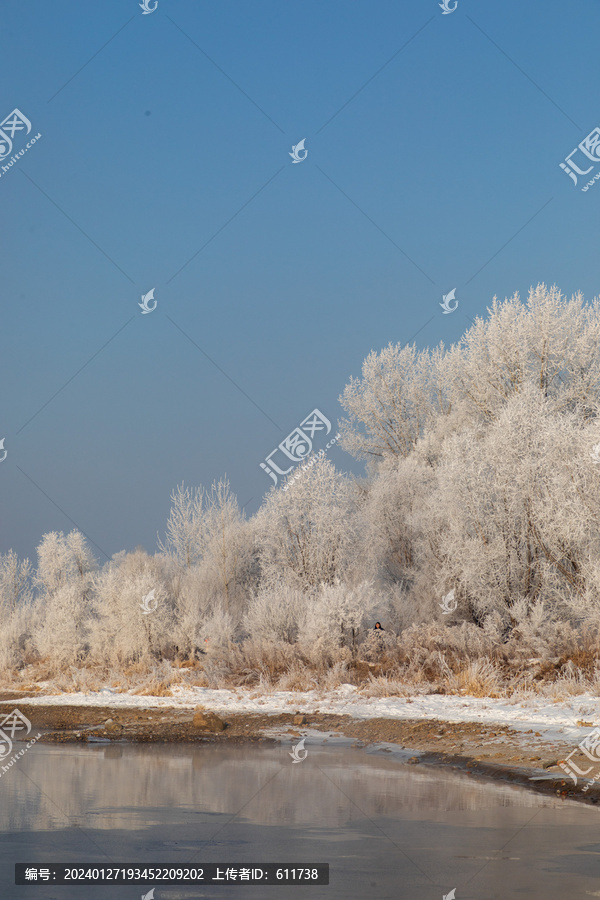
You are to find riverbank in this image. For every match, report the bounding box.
[2,686,600,806]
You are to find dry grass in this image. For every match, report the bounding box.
[319,662,352,691]
[179,669,210,688]
[5,638,600,701]
[172,657,203,670]
[446,659,503,697]
[122,661,152,678]
[276,665,319,692]
[359,675,413,698]
[131,679,173,697]
[38,666,105,694]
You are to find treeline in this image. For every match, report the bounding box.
[2,285,600,685]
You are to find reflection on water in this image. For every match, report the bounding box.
[1,737,599,899]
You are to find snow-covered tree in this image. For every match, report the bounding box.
[0,550,32,613]
[257,456,356,590]
[4,282,600,682]
[338,342,449,464]
[199,478,254,615]
[0,551,35,671]
[34,531,97,668]
[442,284,600,424]
[159,479,253,617]
[89,548,175,666]
[158,483,206,568]
[431,384,600,630]
[297,580,380,659]
[359,455,436,586]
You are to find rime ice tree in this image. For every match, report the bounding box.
[158,483,206,568]
[0,550,32,614]
[90,548,175,666]
[442,284,600,424]
[339,286,600,473]
[340,284,600,636]
[257,456,356,591]
[34,531,97,669]
[297,581,380,662]
[360,455,436,586]
[200,478,253,616]
[422,386,600,634]
[0,551,34,670]
[338,342,448,465]
[158,479,253,655]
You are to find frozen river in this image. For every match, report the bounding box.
[1,737,599,899]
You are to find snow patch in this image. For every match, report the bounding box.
[6,686,600,746]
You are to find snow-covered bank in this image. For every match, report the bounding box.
[7,685,600,748]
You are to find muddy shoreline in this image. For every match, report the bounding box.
[2,696,598,807]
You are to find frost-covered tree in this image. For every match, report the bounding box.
[158,483,205,568]
[0,551,35,671]
[297,580,380,659]
[338,342,449,464]
[34,531,97,668]
[360,455,436,586]
[159,479,253,616]
[4,282,600,682]
[0,550,32,613]
[340,285,600,469]
[338,284,600,633]
[245,581,306,645]
[90,548,174,666]
[200,478,254,615]
[257,456,356,590]
[431,385,600,630]
[442,284,600,424]
[36,530,96,595]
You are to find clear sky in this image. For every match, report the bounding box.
[2,0,599,562]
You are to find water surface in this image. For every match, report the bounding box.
[1,737,599,899]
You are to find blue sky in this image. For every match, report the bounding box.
[1,0,599,561]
